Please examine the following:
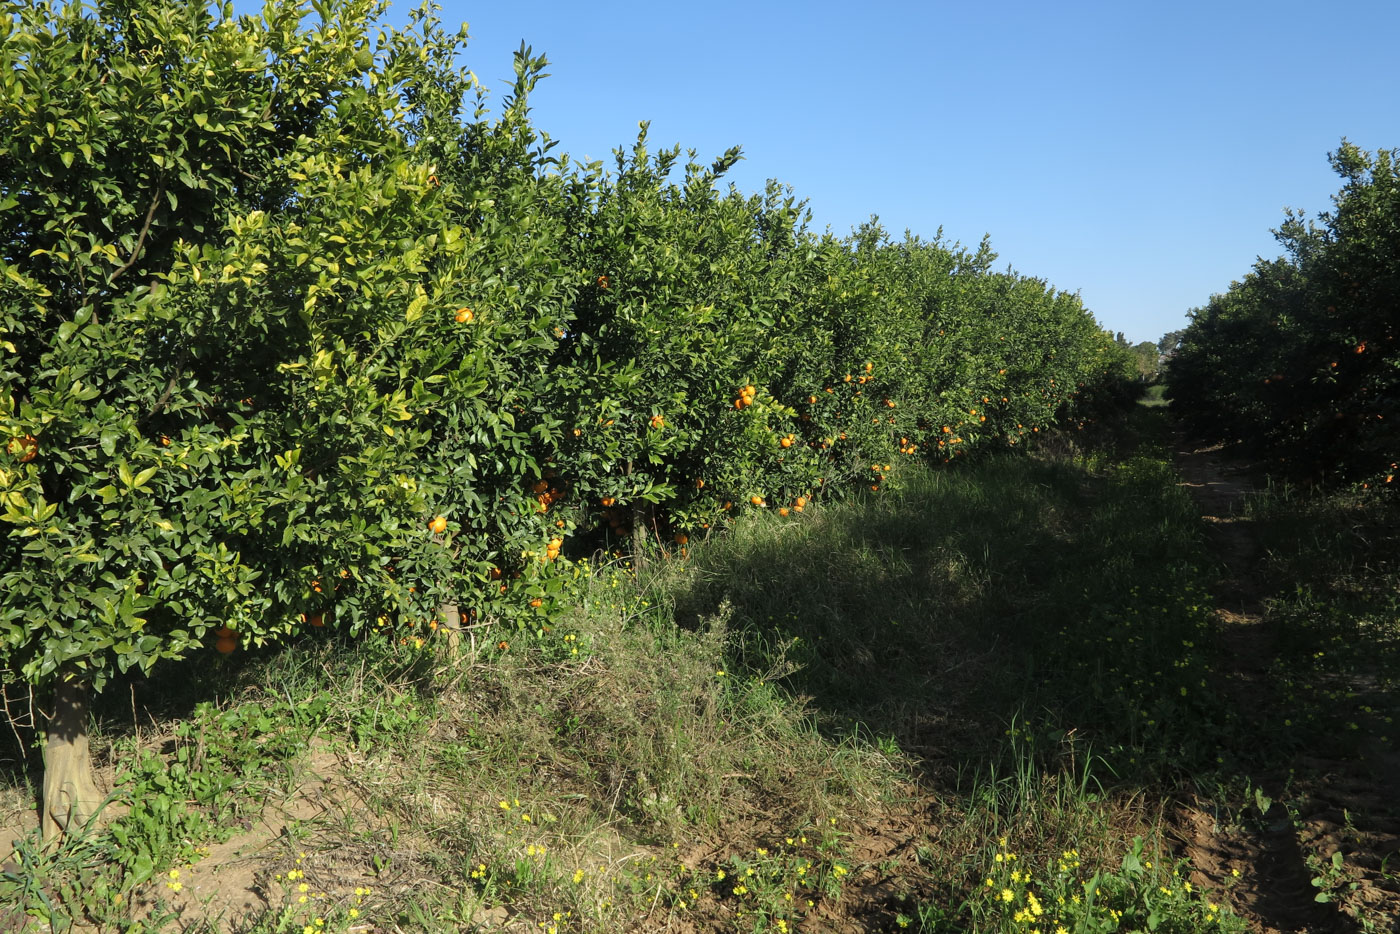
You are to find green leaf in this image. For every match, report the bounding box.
[132,465,158,489]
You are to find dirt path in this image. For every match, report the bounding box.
[1170,439,1400,934]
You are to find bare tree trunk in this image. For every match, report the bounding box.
[438,600,462,653]
[625,457,649,570]
[41,673,102,842]
[630,500,650,570]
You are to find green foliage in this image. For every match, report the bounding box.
[0,0,1137,720]
[0,0,476,689]
[1166,140,1400,486]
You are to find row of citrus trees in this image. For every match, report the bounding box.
[0,0,1138,838]
[1166,141,1399,486]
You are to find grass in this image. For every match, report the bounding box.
[1242,481,1400,754]
[3,398,1395,931]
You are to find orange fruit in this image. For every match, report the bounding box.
[530,599,543,608]
[650,414,665,430]
[455,308,474,323]
[215,636,237,654]
[596,275,609,289]
[9,434,37,463]
[308,613,325,628]
[429,516,448,534]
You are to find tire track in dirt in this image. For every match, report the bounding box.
[1170,439,1399,934]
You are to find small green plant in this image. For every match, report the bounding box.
[969,836,1246,934]
[697,823,853,932]
[245,854,376,934]
[109,698,323,882]
[1308,850,1356,905]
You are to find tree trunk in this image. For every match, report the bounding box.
[438,600,462,653]
[630,500,649,570]
[41,673,102,843]
[624,457,649,570]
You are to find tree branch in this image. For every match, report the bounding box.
[108,182,165,287]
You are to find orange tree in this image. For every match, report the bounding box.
[0,0,520,840]
[1168,141,1399,485]
[545,145,1137,541]
[544,131,833,543]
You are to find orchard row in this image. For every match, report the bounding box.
[1166,142,1399,486]
[0,0,1137,714]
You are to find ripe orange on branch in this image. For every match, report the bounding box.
[428,516,448,534]
[7,434,37,463]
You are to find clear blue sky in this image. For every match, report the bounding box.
[256,0,1400,345]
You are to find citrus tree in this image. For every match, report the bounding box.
[1168,141,1399,485]
[0,0,492,839]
